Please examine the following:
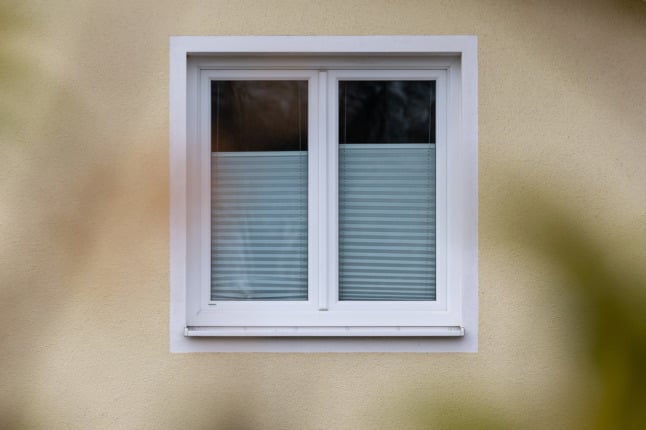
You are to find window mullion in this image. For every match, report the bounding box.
[308,71,322,309]
[325,72,340,311]
[314,71,330,311]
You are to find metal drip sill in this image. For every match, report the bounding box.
[185,326,464,337]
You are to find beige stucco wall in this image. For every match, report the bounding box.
[2,0,645,428]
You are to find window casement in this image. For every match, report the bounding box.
[170,36,478,352]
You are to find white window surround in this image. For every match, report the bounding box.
[170,36,478,352]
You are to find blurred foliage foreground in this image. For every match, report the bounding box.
[416,188,646,430]
[523,193,646,430]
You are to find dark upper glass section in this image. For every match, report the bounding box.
[339,80,436,144]
[211,80,308,152]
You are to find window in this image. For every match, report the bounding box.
[170,36,478,352]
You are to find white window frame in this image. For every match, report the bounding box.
[170,36,478,352]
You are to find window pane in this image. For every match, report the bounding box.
[212,81,308,151]
[339,81,435,144]
[339,80,436,301]
[211,81,308,300]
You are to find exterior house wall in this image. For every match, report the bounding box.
[1,0,645,428]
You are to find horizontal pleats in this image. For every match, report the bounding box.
[211,152,308,301]
[339,144,436,301]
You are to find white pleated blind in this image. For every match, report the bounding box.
[211,152,308,300]
[339,144,436,301]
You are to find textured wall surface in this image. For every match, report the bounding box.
[1,0,645,428]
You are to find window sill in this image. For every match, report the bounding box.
[185,326,464,337]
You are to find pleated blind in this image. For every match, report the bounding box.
[211,152,308,300]
[339,144,436,300]
[338,80,436,301]
[210,80,308,301]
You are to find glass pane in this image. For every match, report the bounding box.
[338,80,436,301]
[212,81,308,151]
[211,80,308,301]
[339,80,435,144]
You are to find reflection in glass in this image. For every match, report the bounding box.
[339,80,436,301]
[339,81,435,144]
[212,81,308,152]
[211,80,308,301]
